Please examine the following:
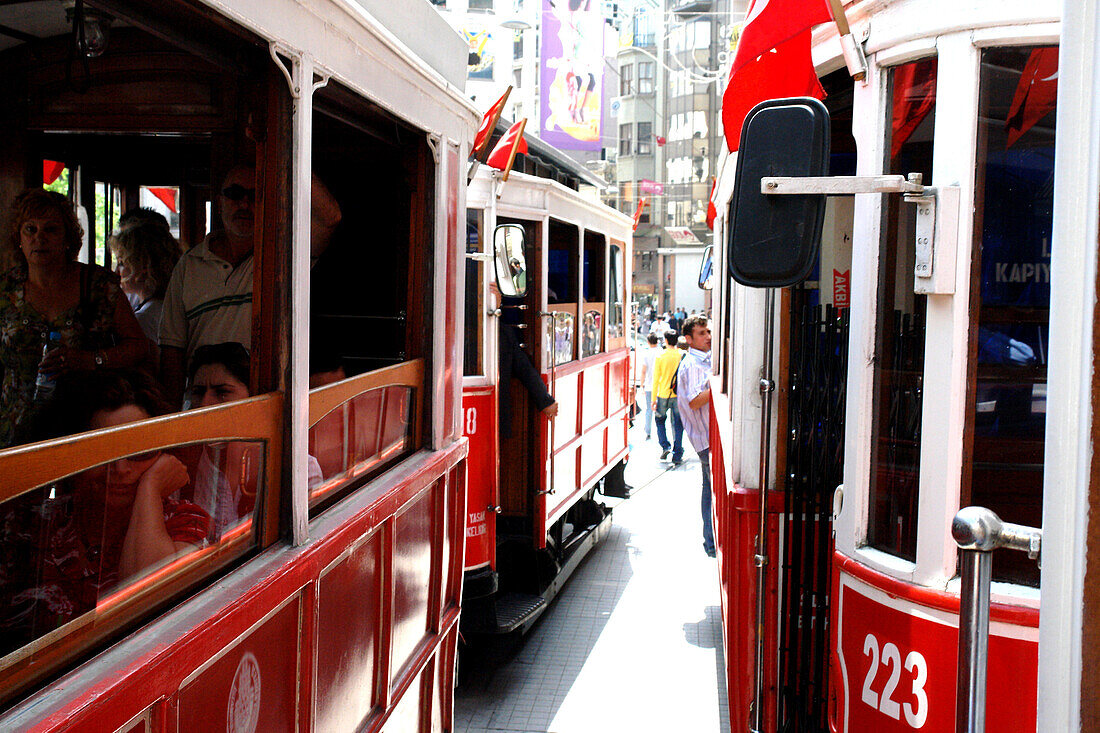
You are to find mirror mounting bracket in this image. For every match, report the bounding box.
[761,172,960,295]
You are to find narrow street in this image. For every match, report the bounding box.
[456,424,730,733]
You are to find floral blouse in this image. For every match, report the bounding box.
[0,264,122,447]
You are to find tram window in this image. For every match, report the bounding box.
[581,231,606,358]
[865,58,936,561]
[609,243,625,343]
[964,46,1057,586]
[464,210,486,377]
[305,83,431,511]
[548,219,579,364]
[0,0,289,702]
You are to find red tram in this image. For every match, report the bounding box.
[706,0,1100,729]
[461,149,633,634]
[0,0,475,730]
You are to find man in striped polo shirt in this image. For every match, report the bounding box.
[159,166,257,405]
[676,315,714,557]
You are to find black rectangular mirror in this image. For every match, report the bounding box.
[727,97,830,288]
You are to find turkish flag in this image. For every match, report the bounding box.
[721,0,832,152]
[890,58,937,159]
[473,86,512,159]
[632,197,648,231]
[486,119,528,178]
[706,178,718,230]
[1005,47,1058,149]
[43,160,65,185]
[655,135,667,146]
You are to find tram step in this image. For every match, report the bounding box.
[466,592,548,635]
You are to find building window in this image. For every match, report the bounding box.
[513,68,522,88]
[513,30,523,59]
[637,121,652,155]
[620,63,633,96]
[640,251,654,272]
[619,123,633,156]
[638,61,654,94]
[468,0,493,11]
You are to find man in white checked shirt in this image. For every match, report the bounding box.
[676,315,715,557]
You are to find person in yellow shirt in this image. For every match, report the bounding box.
[651,330,685,463]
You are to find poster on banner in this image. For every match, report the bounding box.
[540,0,603,151]
[463,27,494,80]
[639,179,663,195]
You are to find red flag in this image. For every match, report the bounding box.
[1005,48,1058,149]
[721,0,832,153]
[890,59,937,159]
[43,160,65,186]
[655,135,667,146]
[706,178,718,230]
[632,197,648,231]
[473,86,512,160]
[147,187,179,213]
[486,119,528,180]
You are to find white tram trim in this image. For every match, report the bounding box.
[1038,0,1100,726]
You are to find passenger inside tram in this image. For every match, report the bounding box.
[0,190,149,448]
[0,370,209,656]
[186,342,321,538]
[108,220,184,356]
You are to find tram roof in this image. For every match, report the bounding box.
[484,120,610,192]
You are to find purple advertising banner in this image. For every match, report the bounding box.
[540,0,604,152]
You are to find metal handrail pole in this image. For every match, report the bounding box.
[956,546,992,733]
[951,506,1042,733]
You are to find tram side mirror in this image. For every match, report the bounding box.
[698,244,714,290]
[727,97,830,288]
[493,224,528,297]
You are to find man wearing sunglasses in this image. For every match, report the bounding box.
[158,166,341,405]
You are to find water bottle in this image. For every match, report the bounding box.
[34,330,62,401]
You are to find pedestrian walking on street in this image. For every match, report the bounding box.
[638,332,660,439]
[676,315,715,557]
[652,330,684,464]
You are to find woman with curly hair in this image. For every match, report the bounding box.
[0,189,148,447]
[109,219,183,348]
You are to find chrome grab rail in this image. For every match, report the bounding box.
[951,507,1041,733]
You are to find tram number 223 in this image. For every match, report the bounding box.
[860,633,929,728]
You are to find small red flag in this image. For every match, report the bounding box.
[655,135,667,146]
[473,86,512,160]
[706,178,718,230]
[43,160,65,186]
[1005,48,1058,149]
[147,187,179,213]
[721,0,832,153]
[632,197,648,231]
[890,59,937,159]
[486,119,528,180]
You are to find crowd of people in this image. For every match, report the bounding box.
[0,168,342,651]
[635,306,715,558]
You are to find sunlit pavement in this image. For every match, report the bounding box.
[455,420,730,733]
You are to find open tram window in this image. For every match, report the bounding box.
[964,46,1057,586]
[866,57,936,561]
[305,81,432,512]
[608,242,625,347]
[0,0,290,705]
[581,230,606,358]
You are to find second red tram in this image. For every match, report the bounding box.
[461,154,633,634]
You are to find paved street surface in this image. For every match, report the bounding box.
[456,422,730,732]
